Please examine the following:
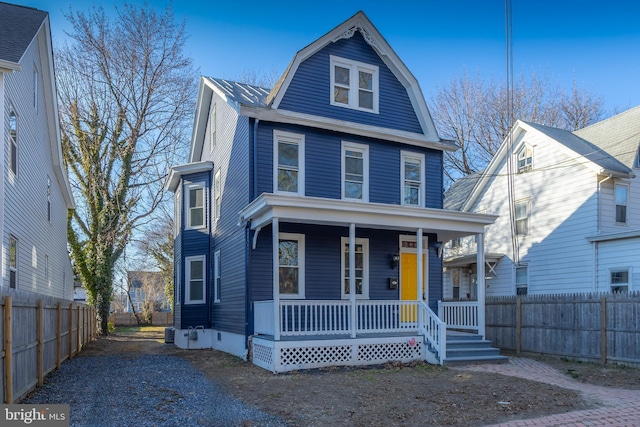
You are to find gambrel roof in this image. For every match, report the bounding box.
[447,110,639,212]
[0,2,48,71]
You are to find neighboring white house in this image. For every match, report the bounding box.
[125,270,169,313]
[1,3,75,299]
[443,107,640,297]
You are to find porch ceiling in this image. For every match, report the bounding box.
[239,193,497,240]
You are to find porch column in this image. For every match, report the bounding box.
[417,228,423,302]
[349,223,356,338]
[273,218,280,340]
[477,232,486,338]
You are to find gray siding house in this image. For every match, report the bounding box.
[1,2,75,299]
[167,11,499,372]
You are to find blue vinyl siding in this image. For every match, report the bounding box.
[178,171,210,329]
[201,99,251,336]
[279,31,423,134]
[256,122,443,208]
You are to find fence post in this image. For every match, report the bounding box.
[601,296,607,365]
[76,306,80,355]
[37,300,43,387]
[68,303,73,360]
[516,296,522,356]
[4,296,12,404]
[56,302,62,369]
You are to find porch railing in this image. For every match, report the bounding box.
[438,300,479,331]
[418,301,446,364]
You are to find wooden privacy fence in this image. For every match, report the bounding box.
[486,292,640,365]
[0,288,95,403]
[108,311,173,326]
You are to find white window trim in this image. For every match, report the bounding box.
[278,232,305,299]
[515,264,528,295]
[614,182,629,225]
[9,105,17,177]
[273,130,305,196]
[185,182,206,230]
[400,151,425,207]
[515,198,530,236]
[213,169,221,222]
[9,235,17,289]
[33,65,38,112]
[174,186,182,237]
[185,255,206,304]
[341,141,369,202]
[340,237,369,299]
[517,144,533,173]
[214,250,221,303]
[609,267,631,292]
[330,55,379,113]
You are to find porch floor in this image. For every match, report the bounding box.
[253,331,420,342]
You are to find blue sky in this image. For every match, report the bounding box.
[18,0,640,113]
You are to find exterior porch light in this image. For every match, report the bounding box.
[390,253,400,269]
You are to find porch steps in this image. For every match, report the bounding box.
[442,333,508,366]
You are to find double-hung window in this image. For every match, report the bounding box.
[610,269,629,292]
[401,151,424,206]
[515,265,528,295]
[515,199,529,235]
[186,183,205,229]
[9,107,17,176]
[341,237,369,299]
[278,233,305,298]
[9,235,17,289]
[615,183,628,224]
[185,255,206,304]
[342,142,368,201]
[274,131,304,195]
[330,56,379,113]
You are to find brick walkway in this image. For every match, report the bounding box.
[455,357,640,426]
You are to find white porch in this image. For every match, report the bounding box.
[240,194,499,372]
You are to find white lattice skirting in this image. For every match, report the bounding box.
[251,336,425,373]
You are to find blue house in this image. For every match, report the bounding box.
[167,12,499,372]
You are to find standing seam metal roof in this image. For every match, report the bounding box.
[205,77,270,108]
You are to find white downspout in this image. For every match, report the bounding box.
[595,174,612,292]
[349,223,356,338]
[477,232,486,338]
[272,218,280,340]
[0,74,5,287]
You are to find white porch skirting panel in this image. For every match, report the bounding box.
[173,329,248,360]
[251,335,425,373]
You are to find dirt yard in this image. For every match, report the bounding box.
[79,328,640,426]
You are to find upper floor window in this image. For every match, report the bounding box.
[47,176,51,222]
[185,182,205,229]
[9,235,17,289]
[213,169,221,222]
[210,104,216,153]
[515,199,529,235]
[517,145,533,173]
[330,56,379,113]
[515,265,528,295]
[610,269,629,293]
[274,130,305,195]
[342,142,369,201]
[615,183,628,224]
[278,233,305,298]
[9,107,17,175]
[401,151,424,206]
[341,237,369,299]
[185,255,206,304]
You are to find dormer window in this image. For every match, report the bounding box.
[517,145,533,173]
[330,56,378,113]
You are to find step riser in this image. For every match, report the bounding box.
[447,349,502,358]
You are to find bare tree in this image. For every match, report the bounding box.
[58,3,197,334]
[431,70,605,186]
[238,66,280,88]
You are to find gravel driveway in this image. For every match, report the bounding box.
[23,352,285,427]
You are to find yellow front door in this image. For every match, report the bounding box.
[400,253,426,321]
